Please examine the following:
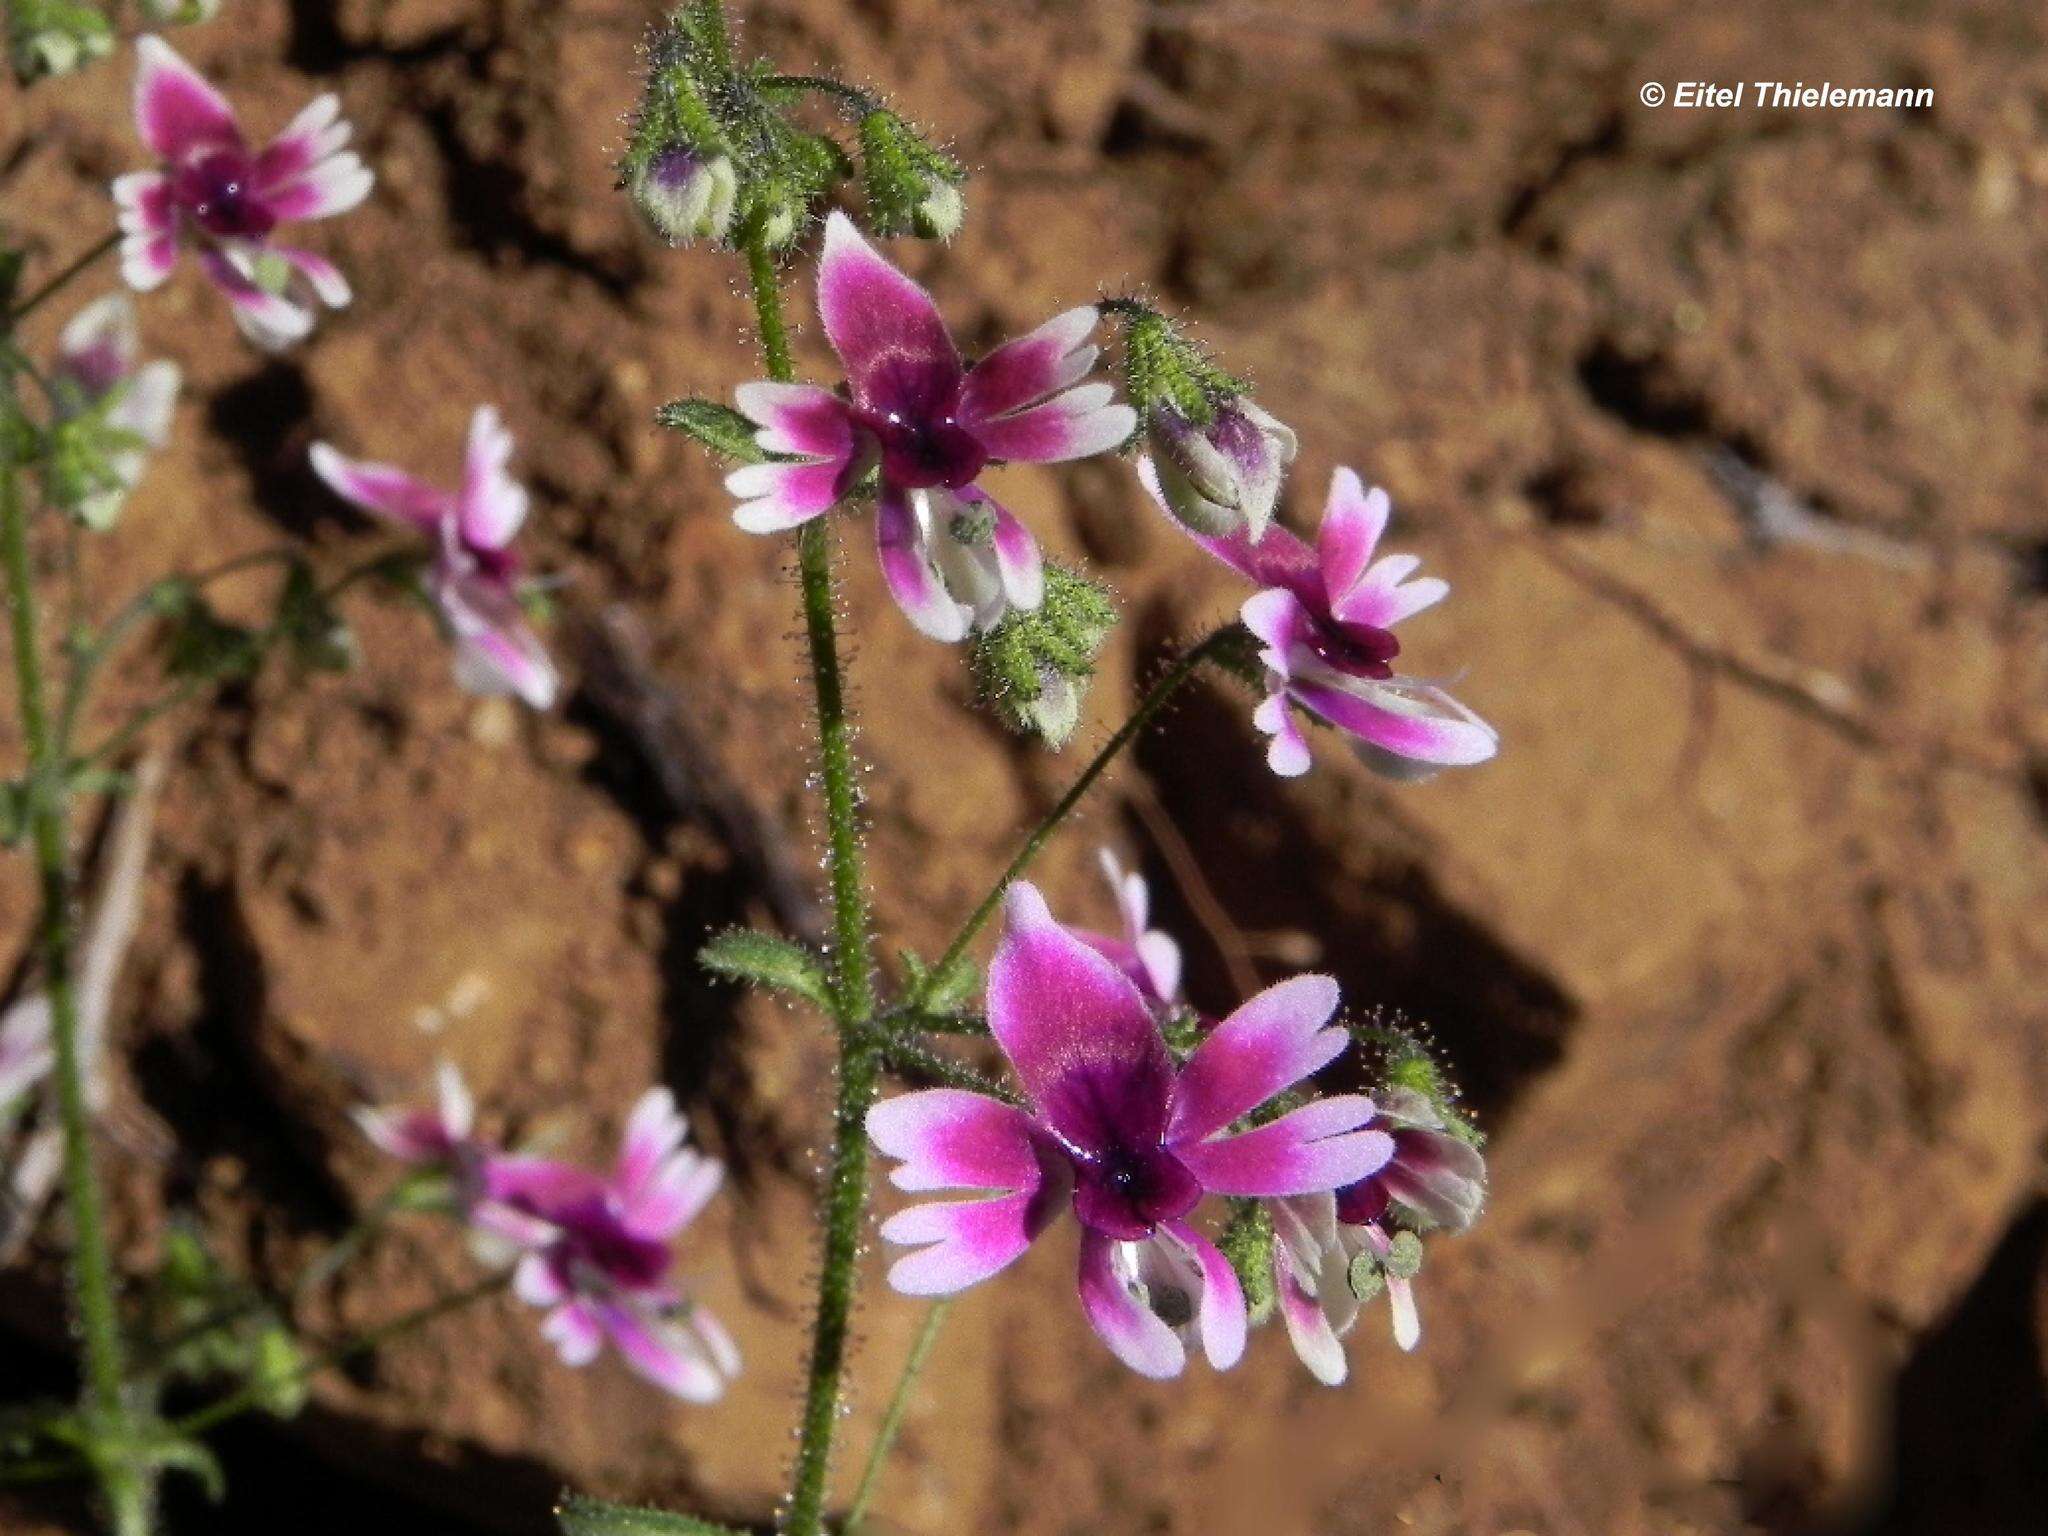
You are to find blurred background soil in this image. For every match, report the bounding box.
[4,0,2047,1531]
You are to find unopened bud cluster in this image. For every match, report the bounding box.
[969,563,1117,749]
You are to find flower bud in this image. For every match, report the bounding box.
[138,0,224,22]
[969,563,1116,749]
[1147,396,1296,541]
[858,109,967,241]
[631,145,738,246]
[1115,303,1296,539]
[8,0,114,83]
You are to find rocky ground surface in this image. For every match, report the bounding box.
[3,0,2046,1532]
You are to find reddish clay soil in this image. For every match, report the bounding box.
[3,1,2047,1532]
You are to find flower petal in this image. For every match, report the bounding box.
[1274,1227,1347,1385]
[816,211,961,416]
[119,232,181,293]
[1168,974,1344,1144]
[270,245,352,309]
[448,599,559,710]
[958,306,1099,423]
[987,496,1044,610]
[134,36,242,162]
[614,1087,686,1204]
[866,1089,1049,1194]
[875,488,970,642]
[197,249,314,350]
[880,1190,1055,1296]
[262,150,374,222]
[1077,1228,1185,1379]
[1316,469,1390,604]
[1162,1220,1247,1370]
[733,381,858,460]
[458,406,529,551]
[986,882,1174,1156]
[254,93,349,187]
[1175,1096,1389,1197]
[540,1299,605,1365]
[1252,690,1314,777]
[309,442,451,533]
[1288,677,1499,769]
[600,1304,728,1401]
[968,384,1133,464]
[727,460,845,533]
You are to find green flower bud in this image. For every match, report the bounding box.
[630,146,738,246]
[138,0,223,22]
[968,563,1116,749]
[8,0,113,83]
[857,109,967,241]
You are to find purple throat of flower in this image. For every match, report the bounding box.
[551,1198,674,1291]
[170,150,276,240]
[1309,610,1401,679]
[1071,1140,1203,1242]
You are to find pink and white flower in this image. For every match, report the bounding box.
[48,293,181,530]
[866,881,1390,1379]
[486,1090,737,1402]
[310,407,558,708]
[1267,1095,1485,1382]
[1072,849,1182,1014]
[728,212,1135,642]
[114,36,373,350]
[1145,462,1498,779]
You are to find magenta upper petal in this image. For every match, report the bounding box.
[1316,469,1390,602]
[866,1089,1050,1194]
[1077,1229,1185,1378]
[728,460,849,534]
[613,1089,686,1207]
[457,406,529,552]
[134,36,243,162]
[986,883,1174,1154]
[958,306,1099,423]
[1175,1096,1390,1197]
[968,384,1133,464]
[1168,974,1345,1144]
[816,211,961,417]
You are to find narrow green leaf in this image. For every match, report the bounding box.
[698,928,832,1009]
[556,1492,745,1536]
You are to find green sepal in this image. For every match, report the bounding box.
[556,1492,746,1536]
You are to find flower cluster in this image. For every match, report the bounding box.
[866,868,1486,1383]
[359,1068,738,1401]
[697,215,1495,782]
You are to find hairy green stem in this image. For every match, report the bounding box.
[741,226,881,1534]
[7,232,120,327]
[911,626,1236,1008]
[2,405,150,1535]
[842,1299,951,1535]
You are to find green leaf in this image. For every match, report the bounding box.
[698,929,832,1009]
[275,561,356,674]
[163,597,260,684]
[556,1493,745,1536]
[0,779,26,846]
[655,399,768,464]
